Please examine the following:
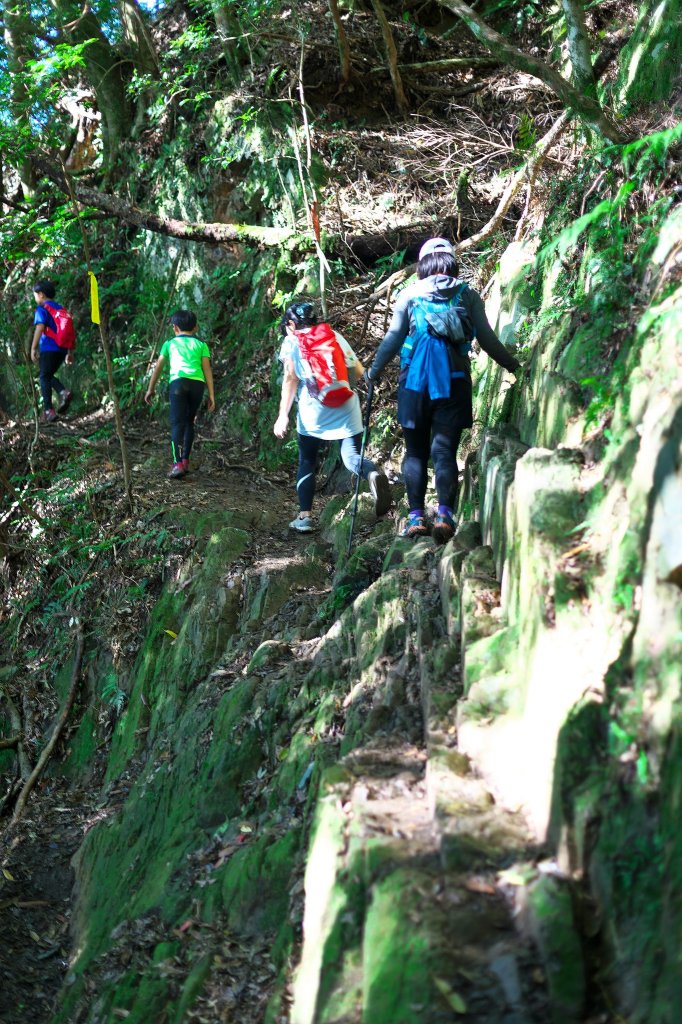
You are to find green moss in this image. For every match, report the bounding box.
[526,876,585,1023]
[220,828,302,932]
[617,0,682,107]
[362,871,433,1023]
[62,708,98,778]
[171,955,213,1023]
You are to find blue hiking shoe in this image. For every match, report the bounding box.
[432,512,456,545]
[400,514,429,539]
[289,515,315,533]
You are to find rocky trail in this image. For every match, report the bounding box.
[1,401,618,1024]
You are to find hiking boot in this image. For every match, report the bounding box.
[400,513,429,539]
[289,515,315,533]
[180,459,190,474]
[432,512,456,545]
[43,409,57,423]
[58,389,73,412]
[168,461,187,479]
[368,470,392,516]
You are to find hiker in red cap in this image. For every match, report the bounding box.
[367,238,521,543]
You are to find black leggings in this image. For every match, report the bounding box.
[39,350,67,411]
[169,377,205,462]
[296,433,378,512]
[402,402,464,512]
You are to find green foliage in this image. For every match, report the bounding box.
[373,248,407,279]
[28,40,92,86]
[481,0,546,29]
[620,121,682,179]
[515,112,537,154]
[102,679,127,714]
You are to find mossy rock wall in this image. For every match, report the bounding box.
[462,157,682,1020]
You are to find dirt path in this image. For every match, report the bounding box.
[0,784,95,1024]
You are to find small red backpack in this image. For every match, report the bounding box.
[44,301,76,350]
[295,324,354,407]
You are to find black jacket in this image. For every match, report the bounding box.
[370,275,521,379]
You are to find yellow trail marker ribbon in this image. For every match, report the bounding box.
[89,271,100,325]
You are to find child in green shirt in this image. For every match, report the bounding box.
[145,309,215,478]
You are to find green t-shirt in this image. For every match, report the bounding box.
[160,335,210,383]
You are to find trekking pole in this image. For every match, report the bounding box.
[347,381,374,559]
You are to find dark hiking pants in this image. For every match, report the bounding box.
[296,432,378,513]
[39,350,67,411]
[399,381,473,512]
[169,377,205,463]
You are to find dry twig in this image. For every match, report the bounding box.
[11,622,85,824]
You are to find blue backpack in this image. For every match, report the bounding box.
[400,284,473,399]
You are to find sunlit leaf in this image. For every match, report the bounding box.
[433,976,467,1014]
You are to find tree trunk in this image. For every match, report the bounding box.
[3,1,37,193]
[118,0,160,77]
[328,0,351,85]
[560,0,596,97]
[370,0,410,115]
[50,0,132,164]
[437,0,625,141]
[210,3,247,82]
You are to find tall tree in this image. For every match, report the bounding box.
[49,0,132,164]
[3,0,36,193]
[118,0,159,78]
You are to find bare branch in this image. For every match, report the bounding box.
[12,623,85,824]
[371,56,500,73]
[436,0,626,142]
[458,111,571,251]
[31,154,295,247]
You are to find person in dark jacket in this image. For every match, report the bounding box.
[367,237,521,543]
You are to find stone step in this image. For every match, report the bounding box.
[291,752,550,1024]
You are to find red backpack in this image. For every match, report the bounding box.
[43,301,76,350]
[295,324,354,407]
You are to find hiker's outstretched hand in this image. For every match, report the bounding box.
[144,389,154,405]
[273,413,289,439]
